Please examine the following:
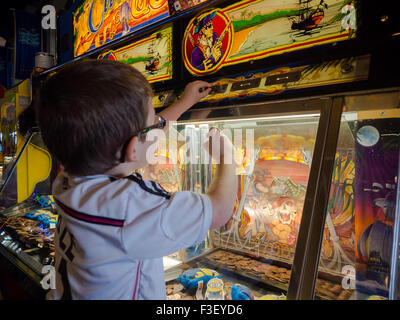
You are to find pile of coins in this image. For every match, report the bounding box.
[205,249,353,300]
[0,216,55,254]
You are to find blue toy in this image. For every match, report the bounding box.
[25,209,58,228]
[177,268,220,289]
[231,283,254,300]
[36,195,55,209]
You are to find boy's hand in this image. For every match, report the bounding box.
[159,81,211,124]
[180,80,211,106]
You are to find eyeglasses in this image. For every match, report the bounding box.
[120,114,166,163]
[136,114,166,138]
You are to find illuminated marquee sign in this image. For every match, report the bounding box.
[73,0,170,57]
[183,0,357,75]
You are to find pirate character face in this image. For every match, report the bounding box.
[194,11,217,36]
[202,22,214,38]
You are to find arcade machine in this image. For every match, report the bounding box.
[0,0,399,300]
[0,79,54,299]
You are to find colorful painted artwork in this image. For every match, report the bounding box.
[183,10,234,75]
[153,55,369,107]
[201,55,369,101]
[217,133,316,260]
[168,0,209,15]
[354,118,400,297]
[320,150,356,273]
[73,0,170,57]
[183,0,357,75]
[98,25,173,82]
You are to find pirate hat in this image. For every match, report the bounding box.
[194,11,217,34]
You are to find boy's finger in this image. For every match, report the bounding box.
[198,86,211,93]
[206,127,219,138]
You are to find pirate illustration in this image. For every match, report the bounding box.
[190,12,224,71]
[145,52,161,74]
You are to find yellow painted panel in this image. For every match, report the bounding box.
[16,133,52,203]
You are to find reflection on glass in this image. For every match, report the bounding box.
[206,116,318,296]
[1,102,17,168]
[317,92,400,300]
[0,132,3,179]
[0,100,18,208]
[214,121,316,262]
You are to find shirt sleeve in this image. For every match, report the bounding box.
[121,189,213,259]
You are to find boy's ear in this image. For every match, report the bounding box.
[125,136,139,162]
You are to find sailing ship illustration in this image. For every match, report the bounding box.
[290,0,328,34]
[145,33,162,75]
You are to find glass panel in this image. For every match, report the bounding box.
[317,91,400,300]
[147,109,322,300]
[0,97,18,209]
[0,132,3,179]
[141,130,187,269]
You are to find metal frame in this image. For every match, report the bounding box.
[388,132,400,300]
[287,97,344,299]
[181,96,327,122]
[0,244,45,299]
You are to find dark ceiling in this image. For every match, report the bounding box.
[0,0,73,41]
[0,0,71,13]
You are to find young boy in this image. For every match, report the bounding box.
[36,59,237,299]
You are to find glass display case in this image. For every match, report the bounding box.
[145,100,322,292]
[161,103,321,300]
[142,90,400,300]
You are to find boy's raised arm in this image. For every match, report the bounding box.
[158,82,237,229]
[204,129,238,229]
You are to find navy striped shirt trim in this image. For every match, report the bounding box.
[55,199,125,227]
[126,174,171,199]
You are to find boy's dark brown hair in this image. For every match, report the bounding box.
[35,59,153,176]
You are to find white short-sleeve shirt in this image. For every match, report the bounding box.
[46,171,212,300]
